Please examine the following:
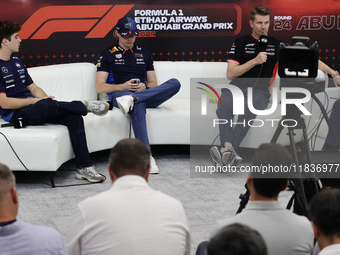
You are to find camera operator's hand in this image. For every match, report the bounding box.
[254,52,268,65]
[333,74,340,87]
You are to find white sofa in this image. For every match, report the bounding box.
[0,63,130,172]
[0,61,328,172]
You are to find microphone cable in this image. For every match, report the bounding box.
[0,131,106,188]
[252,64,264,89]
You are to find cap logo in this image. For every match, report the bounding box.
[125,23,133,28]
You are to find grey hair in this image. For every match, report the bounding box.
[0,162,16,201]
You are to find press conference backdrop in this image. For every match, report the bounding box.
[1,0,339,70]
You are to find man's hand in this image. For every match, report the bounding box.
[124,78,146,92]
[135,83,147,92]
[227,52,268,79]
[333,75,340,87]
[0,94,54,110]
[35,95,55,102]
[253,52,268,65]
[25,95,55,106]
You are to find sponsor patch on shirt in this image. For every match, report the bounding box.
[115,59,125,65]
[6,84,15,89]
[109,46,119,53]
[5,79,14,84]
[3,74,13,79]
[17,69,25,75]
[115,54,122,59]
[1,67,8,74]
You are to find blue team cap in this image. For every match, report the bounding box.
[116,17,139,37]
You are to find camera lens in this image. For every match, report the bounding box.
[290,52,304,62]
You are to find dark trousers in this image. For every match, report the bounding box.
[111,78,180,148]
[11,98,93,168]
[216,88,270,150]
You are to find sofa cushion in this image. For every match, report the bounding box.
[84,109,130,152]
[154,61,228,100]
[28,63,98,101]
[145,99,190,145]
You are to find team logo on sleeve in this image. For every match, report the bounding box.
[96,56,103,67]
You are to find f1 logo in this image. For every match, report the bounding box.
[20,5,134,40]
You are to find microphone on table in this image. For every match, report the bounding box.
[1,118,27,128]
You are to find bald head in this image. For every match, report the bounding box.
[0,162,15,201]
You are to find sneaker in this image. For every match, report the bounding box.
[84,101,110,116]
[150,156,159,174]
[116,95,134,115]
[210,146,233,167]
[232,151,243,166]
[76,165,105,183]
[210,146,242,167]
[222,146,243,166]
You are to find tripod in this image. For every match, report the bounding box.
[270,112,313,216]
[269,82,340,217]
[236,81,340,216]
[236,108,315,216]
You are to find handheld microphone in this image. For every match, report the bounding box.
[259,35,268,52]
[253,35,268,88]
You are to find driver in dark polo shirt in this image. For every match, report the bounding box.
[96,17,180,174]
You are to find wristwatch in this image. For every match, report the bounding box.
[145,82,150,89]
[332,71,339,78]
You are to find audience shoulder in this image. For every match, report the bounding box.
[292,207,314,226]
[292,212,314,230]
[149,189,188,217]
[77,188,112,208]
[29,221,63,238]
[210,217,237,240]
[24,221,66,250]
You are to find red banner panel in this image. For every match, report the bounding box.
[0,0,338,70]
